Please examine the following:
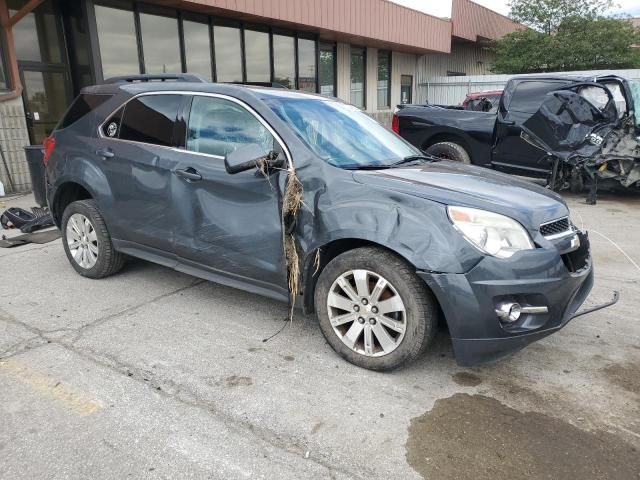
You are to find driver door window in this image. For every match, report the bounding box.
[186,96,273,157]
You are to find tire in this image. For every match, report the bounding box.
[425,141,471,164]
[314,247,437,371]
[61,199,125,279]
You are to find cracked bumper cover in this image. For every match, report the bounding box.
[418,231,602,366]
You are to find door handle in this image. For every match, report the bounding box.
[501,119,516,126]
[96,148,115,159]
[174,167,202,182]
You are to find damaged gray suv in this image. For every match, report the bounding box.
[44,74,614,371]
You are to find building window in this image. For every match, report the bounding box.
[272,34,295,89]
[183,19,213,81]
[377,50,391,109]
[297,38,317,92]
[213,25,243,83]
[319,42,336,97]
[139,12,181,74]
[0,41,7,90]
[244,29,270,83]
[9,0,63,63]
[350,47,366,109]
[94,5,140,79]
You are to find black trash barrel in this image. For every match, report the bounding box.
[24,145,47,207]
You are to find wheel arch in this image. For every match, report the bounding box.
[301,238,420,315]
[51,181,95,227]
[421,131,472,159]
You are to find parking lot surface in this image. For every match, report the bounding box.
[1,192,639,479]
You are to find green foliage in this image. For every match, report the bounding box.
[493,16,640,74]
[508,0,614,34]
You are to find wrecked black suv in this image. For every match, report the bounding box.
[45,74,610,371]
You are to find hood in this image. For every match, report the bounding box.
[352,161,568,231]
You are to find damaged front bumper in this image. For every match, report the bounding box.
[418,231,618,366]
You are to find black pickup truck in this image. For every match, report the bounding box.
[393,75,640,201]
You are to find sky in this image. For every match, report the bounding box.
[389,0,640,19]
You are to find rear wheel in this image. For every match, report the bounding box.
[61,200,125,279]
[425,141,471,164]
[314,247,437,371]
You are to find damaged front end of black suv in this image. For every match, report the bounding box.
[520,80,640,204]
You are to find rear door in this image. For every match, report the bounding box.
[93,93,183,253]
[492,80,572,177]
[170,94,286,293]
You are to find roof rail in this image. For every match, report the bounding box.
[103,73,208,84]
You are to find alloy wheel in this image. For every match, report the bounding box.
[327,269,407,357]
[66,213,99,269]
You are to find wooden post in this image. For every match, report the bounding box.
[0,0,44,99]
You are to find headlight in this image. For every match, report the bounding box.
[447,206,535,258]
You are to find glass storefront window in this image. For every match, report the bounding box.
[244,30,270,83]
[272,34,295,89]
[297,38,316,92]
[377,50,391,109]
[94,5,140,79]
[214,25,243,82]
[139,13,181,74]
[351,47,366,109]
[9,1,63,64]
[183,20,212,81]
[0,45,7,90]
[319,42,336,97]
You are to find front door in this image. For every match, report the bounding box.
[21,68,73,144]
[11,0,73,144]
[401,75,413,104]
[172,94,286,294]
[492,79,573,177]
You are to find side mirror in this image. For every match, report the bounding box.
[224,144,284,174]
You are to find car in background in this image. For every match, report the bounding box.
[393,75,640,202]
[461,90,503,112]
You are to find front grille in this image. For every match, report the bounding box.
[540,217,570,238]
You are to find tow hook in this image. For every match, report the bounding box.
[571,291,620,319]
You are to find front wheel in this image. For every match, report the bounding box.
[314,247,437,371]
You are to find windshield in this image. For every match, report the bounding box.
[263,96,419,168]
[629,80,640,127]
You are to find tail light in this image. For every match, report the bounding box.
[43,136,56,166]
[391,113,400,134]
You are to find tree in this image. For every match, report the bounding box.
[508,0,614,34]
[492,17,640,74]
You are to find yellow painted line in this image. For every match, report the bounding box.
[0,359,102,416]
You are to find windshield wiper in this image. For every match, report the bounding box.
[341,164,393,170]
[391,154,440,167]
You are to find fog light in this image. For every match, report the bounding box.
[496,302,522,323]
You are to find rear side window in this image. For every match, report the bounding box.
[186,96,273,157]
[118,94,182,146]
[59,94,112,129]
[508,81,569,115]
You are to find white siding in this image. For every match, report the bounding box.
[416,40,496,91]
[419,69,640,106]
